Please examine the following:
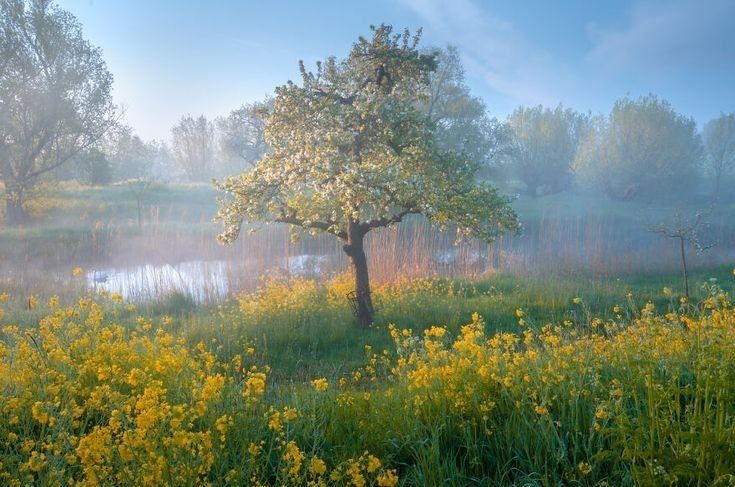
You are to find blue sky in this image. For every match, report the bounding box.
[58,0,735,141]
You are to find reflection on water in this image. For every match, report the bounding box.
[85,255,330,302]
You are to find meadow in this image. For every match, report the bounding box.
[2,183,735,485]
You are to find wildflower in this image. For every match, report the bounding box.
[578,462,592,475]
[663,287,672,297]
[268,411,283,431]
[49,295,58,308]
[283,441,304,478]
[534,404,548,416]
[311,377,329,392]
[309,457,327,476]
[243,371,266,398]
[28,295,38,309]
[366,455,381,473]
[283,407,299,422]
[201,374,225,401]
[515,308,524,318]
[248,442,262,456]
[377,470,399,487]
[572,297,581,305]
[613,305,621,314]
[680,296,688,304]
[72,267,84,277]
[31,401,49,425]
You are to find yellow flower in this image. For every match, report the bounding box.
[201,374,225,401]
[49,295,58,308]
[72,267,84,277]
[515,308,524,318]
[247,442,262,456]
[534,404,548,416]
[572,297,581,305]
[268,411,283,431]
[377,470,399,487]
[28,295,38,309]
[283,407,299,422]
[309,457,327,476]
[578,462,592,475]
[680,296,688,304]
[31,401,49,425]
[243,371,266,398]
[663,287,672,297]
[311,377,329,392]
[366,455,381,473]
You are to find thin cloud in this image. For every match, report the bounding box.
[398,0,577,108]
[586,0,735,74]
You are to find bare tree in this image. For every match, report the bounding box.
[0,0,116,224]
[647,211,714,298]
[171,115,215,182]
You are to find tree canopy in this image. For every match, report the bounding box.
[702,113,735,201]
[0,0,115,223]
[574,95,701,201]
[506,105,589,196]
[217,25,520,326]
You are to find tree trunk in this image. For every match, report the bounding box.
[343,222,374,328]
[680,236,689,298]
[5,187,27,225]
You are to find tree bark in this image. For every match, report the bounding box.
[5,187,27,225]
[679,236,689,298]
[343,222,374,328]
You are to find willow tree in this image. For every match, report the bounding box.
[217,25,520,327]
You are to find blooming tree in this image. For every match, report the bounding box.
[217,25,520,327]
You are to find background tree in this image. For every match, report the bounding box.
[574,95,701,201]
[66,147,112,185]
[647,211,713,298]
[215,99,271,177]
[422,46,510,179]
[702,113,735,202]
[103,124,157,181]
[0,0,116,224]
[217,25,520,328]
[506,104,588,196]
[171,114,215,182]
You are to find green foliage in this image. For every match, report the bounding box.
[702,112,735,200]
[216,24,520,245]
[423,46,509,179]
[506,104,589,196]
[574,95,702,201]
[0,0,116,223]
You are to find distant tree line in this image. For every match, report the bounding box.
[504,97,734,202]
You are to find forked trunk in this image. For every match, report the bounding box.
[343,222,374,328]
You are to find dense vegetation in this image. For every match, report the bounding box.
[1,271,735,485]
